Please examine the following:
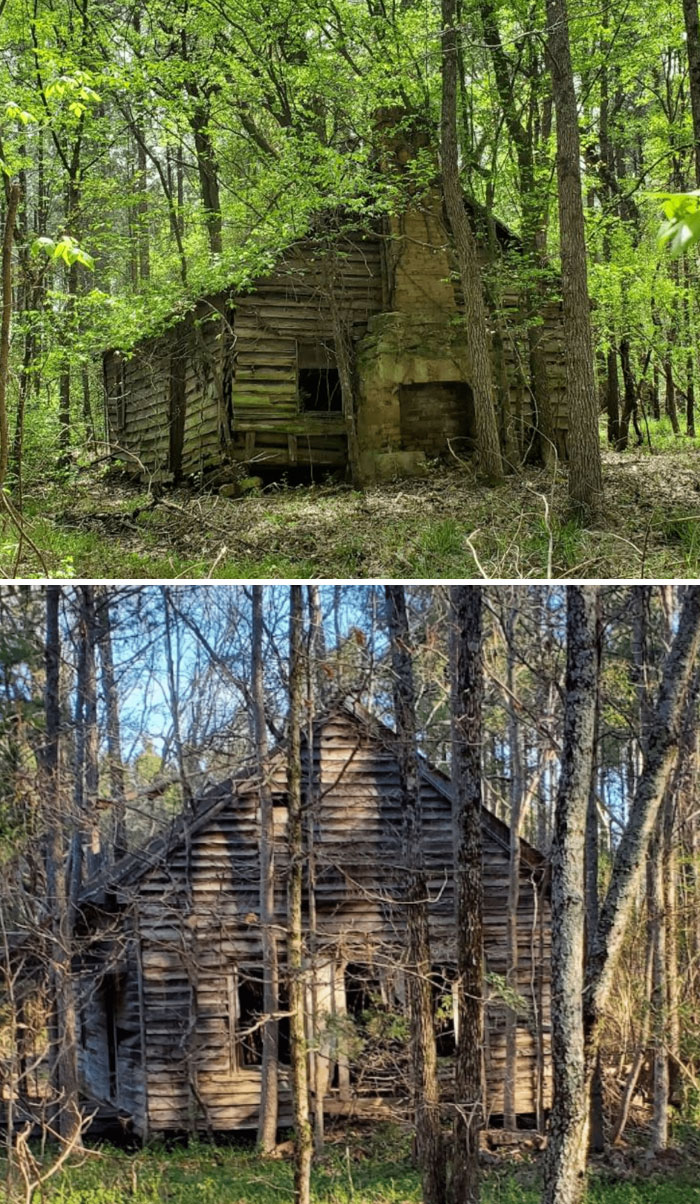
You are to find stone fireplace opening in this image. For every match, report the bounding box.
[399,380,475,459]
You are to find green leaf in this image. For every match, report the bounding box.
[31,234,94,270]
[657,192,700,255]
[5,102,35,125]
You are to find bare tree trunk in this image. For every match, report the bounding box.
[584,587,700,1050]
[545,0,603,517]
[305,584,325,1154]
[611,935,654,1144]
[648,817,669,1152]
[252,586,279,1153]
[586,595,605,1154]
[44,586,83,1146]
[80,586,101,878]
[503,603,522,1131]
[287,586,313,1204]
[542,586,599,1204]
[450,585,484,1204]
[162,587,193,808]
[95,587,127,859]
[441,0,503,483]
[546,586,700,1202]
[385,586,445,1204]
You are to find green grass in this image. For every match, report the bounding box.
[636,414,700,455]
[6,438,700,579]
[1,1134,698,1204]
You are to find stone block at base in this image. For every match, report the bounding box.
[357,449,429,484]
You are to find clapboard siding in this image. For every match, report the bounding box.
[79,706,551,1136]
[104,214,569,478]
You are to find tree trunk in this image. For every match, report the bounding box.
[44,586,83,1146]
[189,97,223,255]
[305,584,325,1154]
[95,587,127,859]
[441,0,503,483]
[611,935,654,1144]
[287,586,313,1204]
[617,338,641,450]
[545,587,700,1198]
[665,357,679,434]
[586,594,605,1154]
[545,0,603,516]
[648,818,669,1151]
[682,0,700,186]
[542,586,599,1204]
[162,587,193,808]
[584,587,700,1049]
[478,0,556,463]
[80,586,101,878]
[0,182,20,491]
[385,586,445,1204]
[503,604,522,1131]
[606,346,620,448]
[252,586,279,1153]
[450,585,484,1204]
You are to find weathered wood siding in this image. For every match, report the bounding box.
[228,234,384,469]
[82,709,550,1135]
[105,235,384,479]
[104,336,171,476]
[77,937,147,1134]
[104,217,569,478]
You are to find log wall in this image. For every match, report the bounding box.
[104,218,569,479]
[80,709,551,1137]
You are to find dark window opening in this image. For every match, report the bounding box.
[237,971,290,1068]
[432,967,457,1057]
[298,367,342,414]
[344,965,407,1094]
[344,965,384,1019]
[103,973,125,1100]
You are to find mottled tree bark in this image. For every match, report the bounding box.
[441,0,503,483]
[287,586,313,1203]
[543,586,599,1204]
[385,585,445,1204]
[450,586,484,1204]
[585,594,605,1154]
[545,0,603,516]
[253,586,279,1153]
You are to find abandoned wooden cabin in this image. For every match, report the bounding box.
[103,186,568,485]
[75,702,552,1139]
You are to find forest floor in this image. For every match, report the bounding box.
[1,1125,698,1203]
[5,441,700,579]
